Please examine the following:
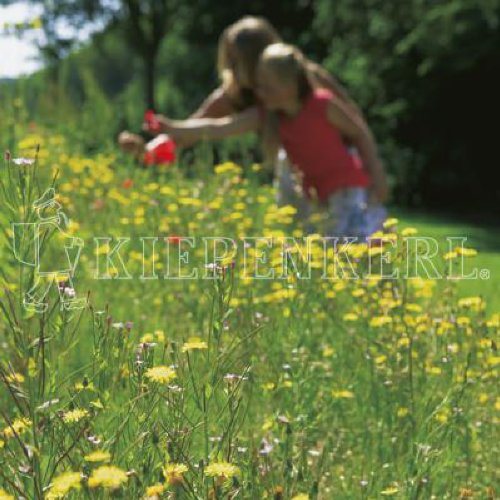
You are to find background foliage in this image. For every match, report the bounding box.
[1,0,499,211]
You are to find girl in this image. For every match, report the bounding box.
[154,43,387,240]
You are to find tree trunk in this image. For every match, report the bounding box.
[144,52,156,110]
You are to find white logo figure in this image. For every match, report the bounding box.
[12,188,85,313]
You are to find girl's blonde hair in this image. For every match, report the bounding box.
[259,43,313,166]
[217,16,281,110]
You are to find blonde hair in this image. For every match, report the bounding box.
[259,43,313,166]
[217,16,281,110]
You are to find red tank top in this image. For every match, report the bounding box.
[276,88,370,201]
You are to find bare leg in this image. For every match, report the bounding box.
[274,149,314,233]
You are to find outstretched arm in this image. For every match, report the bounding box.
[156,107,260,144]
[326,97,389,203]
[189,87,236,119]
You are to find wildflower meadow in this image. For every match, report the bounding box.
[0,119,498,500]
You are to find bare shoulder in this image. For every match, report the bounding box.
[191,86,236,119]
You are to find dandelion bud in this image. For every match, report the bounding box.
[273,485,283,499]
[152,430,159,445]
[167,441,174,456]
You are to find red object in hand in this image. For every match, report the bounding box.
[143,134,176,166]
[144,109,161,134]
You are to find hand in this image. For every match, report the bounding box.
[142,113,170,134]
[369,172,389,204]
[118,131,145,158]
[143,109,162,133]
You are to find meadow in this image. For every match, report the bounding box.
[0,125,498,499]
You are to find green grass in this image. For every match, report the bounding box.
[395,208,500,314]
[1,128,499,499]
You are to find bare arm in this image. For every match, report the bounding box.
[326,97,389,202]
[308,61,381,157]
[157,107,260,143]
[189,87,236,119]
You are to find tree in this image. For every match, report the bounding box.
[21,0,184,108]
[312,0,500,209]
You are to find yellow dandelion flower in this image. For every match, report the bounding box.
[397,407,409,417]
[262,382,276,391]
[478,393,488,404]
[140,333,155,343]
[144,483,165,498]
[291,495,309,500]
[455,247,477,257]
[436,320,453,335]
[88,465,128,489]
[74,381,95,391]
[5,372,24,384]
[0,489,14,500]
[332,390,354,399]
[163,463,188,485]
[397,337,410,348]
[458,296,484,310]
[84,450,111,462]
[383,218,399,228]
[144,366,176,384]
[2,417,31,439]
[90,400,104,409]
[214,162,242,175]
[343,312,359,322]
[435,409,450,423]
[368,246,384,257]
[486,315,500,328]
[425,365,442,375]
[381,485,399,495]
[487,356,500,366]
[405,303,422,313]
[401,227,418,236]
[63,409,89,424]
[181,337,208,352]
[370,316,392,328]
[322,346,335,357]
[46,471,81,499]
[204,461,240,478]
[155,330,165,343]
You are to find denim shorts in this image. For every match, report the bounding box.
[324,187,386,240]
[274,151,386,240]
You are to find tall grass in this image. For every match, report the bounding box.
[0,124,498,499]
